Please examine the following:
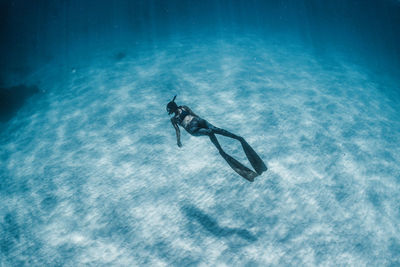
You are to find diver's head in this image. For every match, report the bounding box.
[166,95,178,115]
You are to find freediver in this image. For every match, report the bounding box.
[166,95,267,182]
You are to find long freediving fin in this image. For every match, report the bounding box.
[221,152,259,182]
[241,140,267,175]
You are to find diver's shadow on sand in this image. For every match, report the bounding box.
[181,204,257,242]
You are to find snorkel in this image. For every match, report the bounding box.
[166,95,178,115]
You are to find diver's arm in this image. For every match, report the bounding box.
[182,105,199,117]
[171,118,182,147]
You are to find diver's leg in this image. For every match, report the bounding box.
[192,127,212,136]
[209,133,258,182]
[187,119,212,136]
[206,123,244,141]
[208,133,224,154]
[207,122,267,175]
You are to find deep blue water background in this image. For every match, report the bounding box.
[1,0,400,266]
[2,0,400,86]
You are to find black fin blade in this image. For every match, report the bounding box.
[241,140,268,175]
[222,152,258,182]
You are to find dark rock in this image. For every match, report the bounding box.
[0,84,39,122]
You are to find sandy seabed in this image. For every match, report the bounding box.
[1,35,400,266]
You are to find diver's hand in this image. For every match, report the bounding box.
[177,141,182,148]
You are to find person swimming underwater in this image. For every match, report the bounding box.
[166,95,267,182]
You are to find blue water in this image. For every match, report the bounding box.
[1,1,400,266]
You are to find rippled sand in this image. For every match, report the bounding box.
[1,36,400,266]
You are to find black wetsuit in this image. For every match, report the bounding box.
[175,107,213,136]
[176,108,189,125]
